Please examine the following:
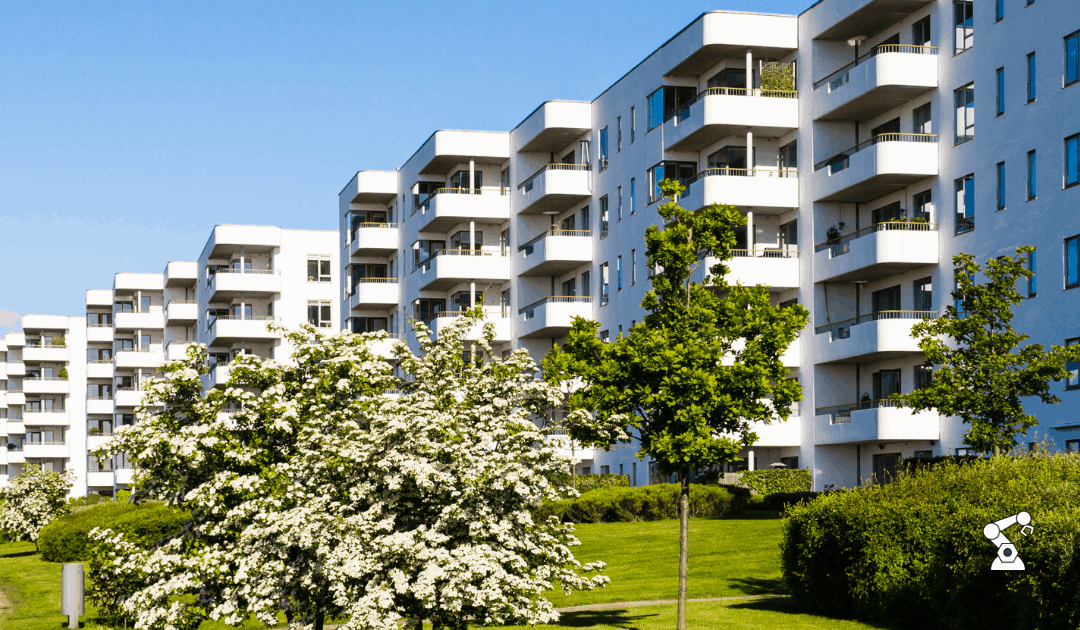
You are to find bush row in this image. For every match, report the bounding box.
[538,483,742,523]
[747,491,820,511]
[548,472,631,494]
[39,501,188,563]
[739,469,811,495]
[781,454,1080,630]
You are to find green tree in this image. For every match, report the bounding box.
[543,179,807,630]
[897,247,1080,454]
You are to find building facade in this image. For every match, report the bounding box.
[338,0,1080,490]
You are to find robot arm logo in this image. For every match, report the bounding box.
[983,512,1034,571]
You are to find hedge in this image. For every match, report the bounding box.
[39,501,188,563]
[548,472,630,494]
[739,469,811,495]
[747,491,820,511]
[781,454,1080,630]
[537,483,742,523]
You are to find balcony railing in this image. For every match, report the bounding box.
[208,315,279,333]
[813,44,938,91]
[518,163,591,192]
[348,222,398,245]
[414,187,507,216]
[115,347,153,353]
[167,299,197,305]
[87,358,113,363]
[24,340,66,348]
[86,323,112,328]
[814,133,937,174]
[422,310,508,328]
[23,407,65,413]
[816,398,908,424]
[729,248,798,259]
[814,220,936,255]
[24,376,66,381]
[814,310,938,341]
[519,295,592,319]
[672,87,799,123]
[86,395,113,400]
[518,229,593,254]
[413,248,510,272]
[688,167,798,184]
[207,267,278,286]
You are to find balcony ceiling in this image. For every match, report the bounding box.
[520,128,589,154]
[817,85,935,122]
[821,260,932,283]
[419,155,506,176]
[818,173,928,204]
[814,0,933,41]
[666,44,796,78]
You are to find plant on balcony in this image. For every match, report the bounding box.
[57,367,68,380]
[826,225,841,241]
[543,178,808,630]
[760,61,795,92]
[50,336,66,347]
[89,315,611,630]
[0,464,75,550]
[88,426,101,436]
[896,247,1080,454]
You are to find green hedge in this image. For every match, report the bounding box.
[740,469,812,495]
[39,501,188,563]
[747,491,820,511]
[781,454,1080,629]
[538,483,741,523]
[549,472,631,493]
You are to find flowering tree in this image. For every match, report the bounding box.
[0,464,74,549]
[93,312,608,630]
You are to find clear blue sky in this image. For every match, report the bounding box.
[0,0,813,328]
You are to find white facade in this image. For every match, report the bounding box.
[339,2,1080,489]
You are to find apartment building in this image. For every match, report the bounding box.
[339,1,1080,490]
[1,225,338,497]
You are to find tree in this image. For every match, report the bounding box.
[897,247,1080,454]
[93,312,608,630]
[543,179,808,630]
[0,464,74,549]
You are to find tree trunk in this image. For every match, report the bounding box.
[314,612,324,630]
[677,467,691,630]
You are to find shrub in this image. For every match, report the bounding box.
[39,501,187,563]
[547,472,630,493]
[781,454,1080,630]
[538,483,739,523]
[740,469,812,495]
[58,367,68,380]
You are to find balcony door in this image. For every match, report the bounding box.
[873,453,902,485]
[872,370,901,401]
[872,202,904,225]
[871,118,901,138]
[872,285,902,314]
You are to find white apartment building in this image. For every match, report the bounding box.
[339,0,1080,490]
[2,225,338,497]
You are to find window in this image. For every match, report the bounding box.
[630,178,636,214]
[912,16,931,46]
[631,249,637,286]
[617,116,622,152]
[449,170,481,189]
[1068,338,1080,389]
[617,186,623,221]
[779,140,798,170]
[955,174,975,234]
[1067,32,1080,86]
[581,270,591,297]
[617,256,623,291]
[307,301,332,328]
[915,364,934,390]
[646,86,696,130]
[351,317,387,333]
[954,1,973,54]
[914,450,934,459]
[599,127,609,171]
[1067,440,1080,453]
[1067,235,1080,289]
[86,312,112,327]
[997,162,1006,209]
[1066,134,1080,187]
[1028,150,1037,199]
[913,103,932,134]
[307,256,331,282]
[955,84,975,143]
[996,68,1005,115]
[996,0,1004,21]
[600,196,609,238]
[914,190,933,221]
[872,286,902,314]
[580,206,590,231]
[1027,248,1037,297]
[914,277,933,311]
[600,330,609,343]
[600,263,610,305]
[648,161,696,202]
[630,106,636,143]
[1027,52,1037,102]
[601,465,610,474]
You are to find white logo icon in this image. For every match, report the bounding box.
[983,512,1034,571]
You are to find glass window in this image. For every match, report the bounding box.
[617,186,623,221]
[955,84,975,143]
[1028,248,1037,297]
[1067,338,1080,389]
[307,256,332,282]
[912,16,931,46]
[617,116,622,152]
[600,196,609,238]
[630,178,636,214]
[599,127,609,171]
[1028,150,1037,199]
[996,0,1004,21]
[955,174,975,234]
[954,0,973,53]
[648,161,697,202]
[1067,440,1080,453]
[1067,32,1080,85]
[600,263,610,305]
[915,364,934,390]
[630,106,636,143]
[914,277,933,311]
[617,256,623,291]
[1028,53,1037,101]
[914,190,933,221]
[913,104,932,134]
[307,301,332,328]
[997,162,1006,209]
[779,140,798,170]
[996,68,1005,115]
[1067,235,1080,289]
[646,86,696,131]
[1066,134,1080,187]
[648,88,664,131]
[581,270,591,297]
[631,249,637,285]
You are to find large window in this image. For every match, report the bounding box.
[617,256,623,291]
[912,16,931,46]
[630,106,636,143]
[648,161,696,202]
[1067,31,1080,86]
[1067,235,1080,289]
[914,189,933,221]
[616,116,622,152]
[1067,338,1080,390]
[600,263,610,305]
[600,196,609,238]
[307,255,331,282]
[307,301,332,328]
[997,161,1006,209]
[914,277,933,311]
[915,364,934,390]
[913,103,932,134]
[1028,52,1037,102]
[954,0,973,53]
[955,174,975,234]
[779,140,798,170]
[955,83,975,143]
[599,127,609,171]
[630,178,636,214]
[646,86,696,131]
[996,68,1005,115]
[1028,150,1037,199]
[1066,134,1080,187]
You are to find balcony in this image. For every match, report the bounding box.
[115,388,153,408]
[415,189,511,233]
[514,101,591,153]
[813,45,938,121]
[6,363,23,377]
[87,361,114,378]
[23,410,69,426]
[813,310,936,364]
[702,249,799,291]
[0,449,6,465]
[164,261,198,286]
[424,311,511,343]
[166,341,197,361]
[348,223,399,258]
[516,164,591,215]
[518,297,593,339]
[207,268,282,300]
[813,134,938,203]
[664,88,798,152]
[6,392,24,407]
[814,400,939,445]
[114,272,162,292]
[348,279,399,311]
[7,449,25,464]
[202,364,232,390]
[410,130,510,176]
[22,378,69,395]
[746,415,802,447]
[114,310,165,331]
[415,250,512,291]
[518,230,593,276]
[115,348,165,369]
[810,0,934,42]
[207,316,280,344]
[6,421,25,435]
[23,343,69,362]
[722,337,801,368]
[814,221,939,282]
[679,168,798,213]
[86,324,114,343]
[341,170,398,204]
[86,468,135,486]
[166,300,198,323]
[86,397,114,414]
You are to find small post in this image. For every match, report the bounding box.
[61,563,84,629]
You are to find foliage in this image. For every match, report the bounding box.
[781,454,1080,629]
[548,473,630,493]
[57,366,68,380]
[754,492,819,511]
[39,501,187,563]
[760,62,795,92]
[67,493,113,510]
[898,454,983,474]
[537,484,741,523]
[0,465,74,546]
[49,335,66,347]
[91,312,609,630]
[739,469,812,495]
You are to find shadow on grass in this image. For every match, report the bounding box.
[719,510,784,521]
[554,608,659,628]
[0,549,36,558]
[729,596,891,629]
[727,576,790,596]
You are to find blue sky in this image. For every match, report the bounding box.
[0,0,813,328]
